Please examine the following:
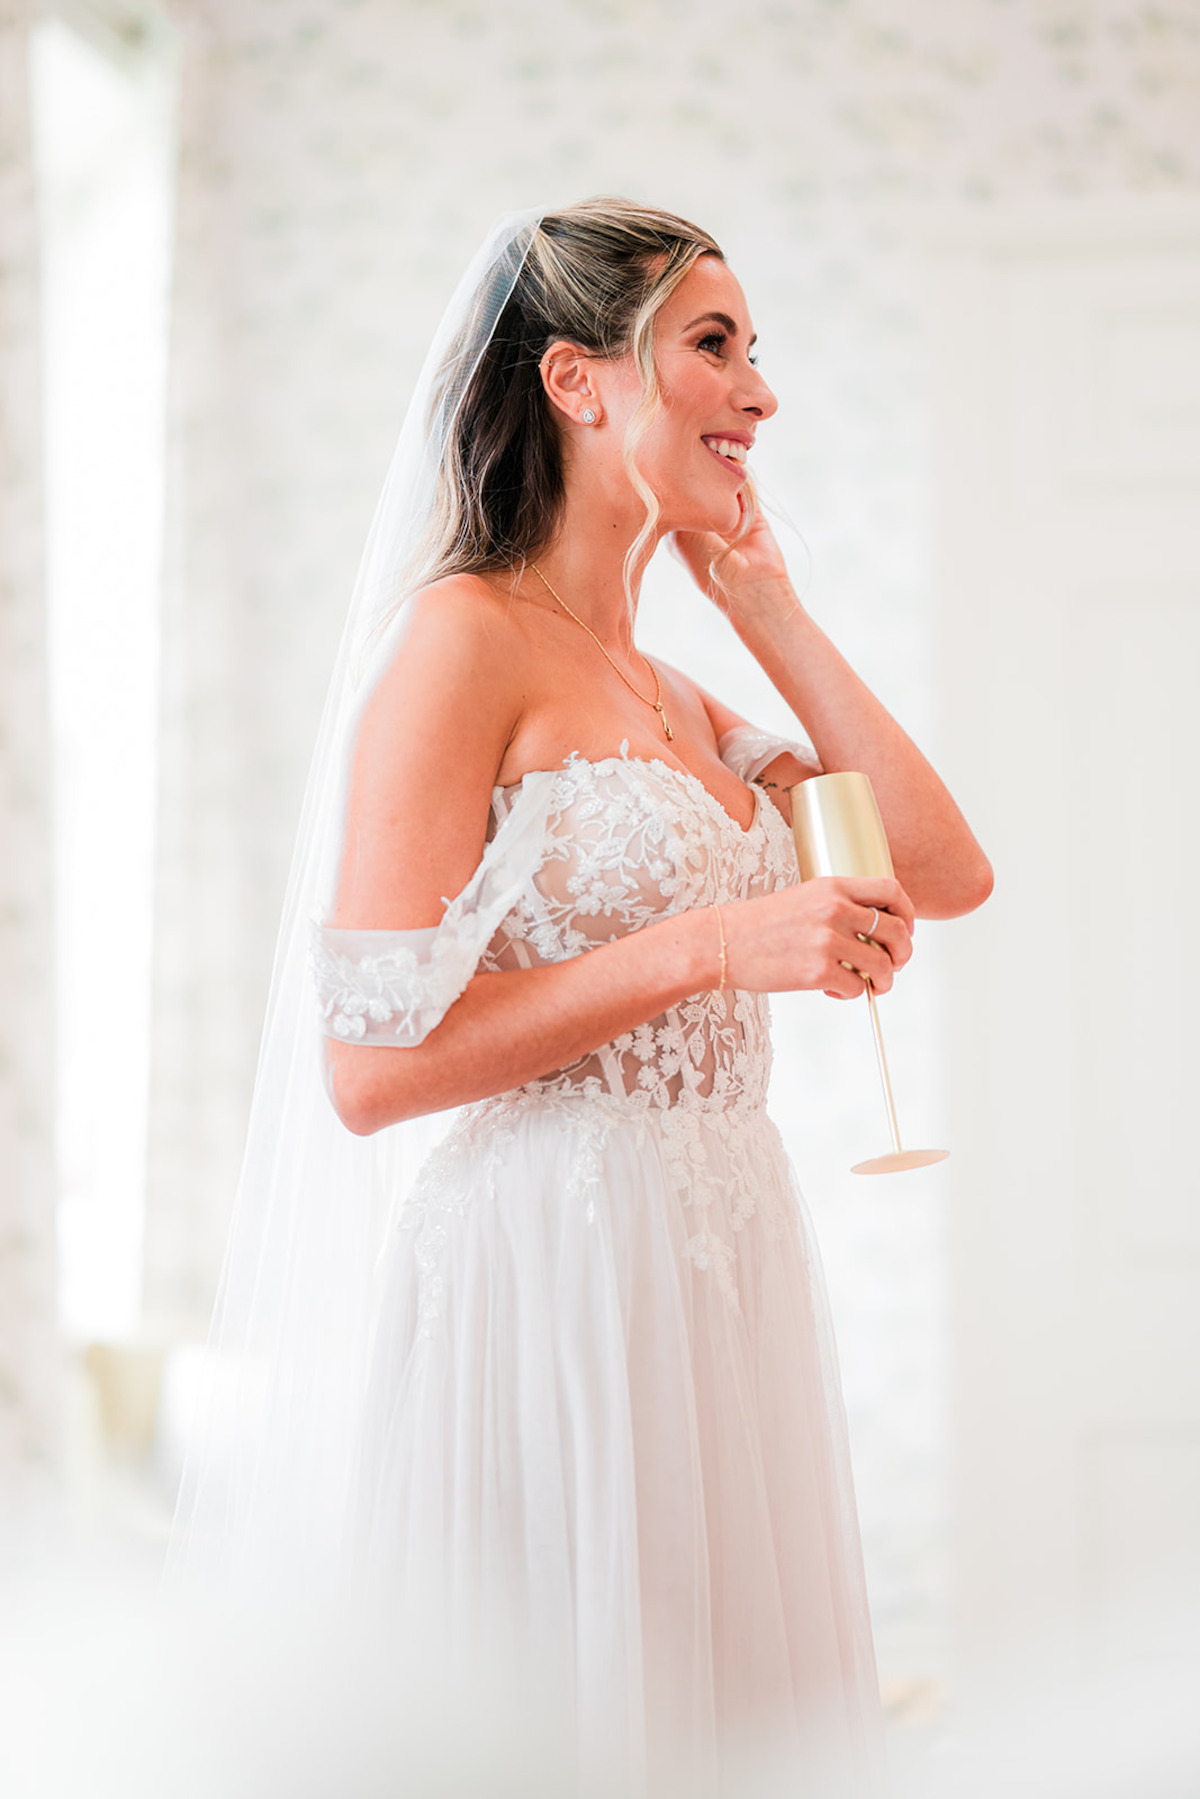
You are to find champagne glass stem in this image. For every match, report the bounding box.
[863,979,904,1155]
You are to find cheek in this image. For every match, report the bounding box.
[638,396,705,481]
[620,371,739,525]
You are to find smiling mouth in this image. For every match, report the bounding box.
[701,435,749,468]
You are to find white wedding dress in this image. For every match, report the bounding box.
[314,737,882,1793]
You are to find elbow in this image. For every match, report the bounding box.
[325,1021,464,1134]
[908,850,994,920]
[938,852,994,919]
[330,1069,382,1137]
[326,1044,402,1137]
[958,851,995,914]
[336,1097,384,1138]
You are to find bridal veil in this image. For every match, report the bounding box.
[167,209,546,1590]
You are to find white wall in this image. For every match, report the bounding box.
[144,0,1200,1674]
[930,196,1200,1685]
[0,0,56,1493]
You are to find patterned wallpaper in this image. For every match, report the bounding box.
[147,0,1200,1668]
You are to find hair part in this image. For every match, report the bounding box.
[407,197,754,607]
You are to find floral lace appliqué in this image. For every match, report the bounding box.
[394,752,801,1316]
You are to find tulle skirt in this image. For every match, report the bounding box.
[355,1091,882,1796]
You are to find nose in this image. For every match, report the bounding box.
[739,364,778,422]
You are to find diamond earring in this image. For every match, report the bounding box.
[581,408,596,425]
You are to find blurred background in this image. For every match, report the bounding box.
[1,0,1198,1772]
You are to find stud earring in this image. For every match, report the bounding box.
[581,408,596,425]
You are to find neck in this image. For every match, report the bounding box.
[531,488,658,647]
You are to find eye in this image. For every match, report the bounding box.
[696,329,759,367]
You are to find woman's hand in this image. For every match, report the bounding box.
[671,501,799,638]
[721,876,915,999]
[676,498,994,923]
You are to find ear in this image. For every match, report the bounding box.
[540,341,602,428]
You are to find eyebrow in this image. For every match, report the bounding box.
[683,310,758,348]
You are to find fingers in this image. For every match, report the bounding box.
[822,880,915,974]
[669,530,726,597]
[719,878,915,998]
[826,892,910,994]
[854,903,912,970]
[840,935,896,995]
[823,933,893,1000]
[815,964,864,1002]
[805,885,912,988]
[840,876,915,939]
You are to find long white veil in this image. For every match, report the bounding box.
[167,209,544,1592]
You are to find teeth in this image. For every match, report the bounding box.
[703,436,747,464]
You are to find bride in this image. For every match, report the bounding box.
[171,198,991,1794]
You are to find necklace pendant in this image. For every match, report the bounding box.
[528,564,675,746]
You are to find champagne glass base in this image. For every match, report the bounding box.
[851,1148,950,1176]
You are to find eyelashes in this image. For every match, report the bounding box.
[696,330,759,367]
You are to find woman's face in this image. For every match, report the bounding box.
[599,254,778,538]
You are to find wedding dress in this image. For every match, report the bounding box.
[170,212,881,1795]
[313,732,882,1790]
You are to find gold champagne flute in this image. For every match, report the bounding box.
[790,771,949,1176]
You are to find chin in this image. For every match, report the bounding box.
[650,461,746,538]
[665,492,743,540]
[696,501,743,540]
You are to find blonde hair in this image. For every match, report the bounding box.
[409,197,754,604]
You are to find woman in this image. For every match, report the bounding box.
[173,199,991,1793]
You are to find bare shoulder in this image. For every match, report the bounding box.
[333,574,529,928]
[371,573,527,701]
[357,576,530,765]
[404,569,524,635]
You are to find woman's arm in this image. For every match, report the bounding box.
[325,576,914,1134]
[330,875,912,1133]
[674,517,994,920]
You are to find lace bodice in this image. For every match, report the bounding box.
[479,754,798,1113]
[313,728,806,1118]
[314,739,807,1312]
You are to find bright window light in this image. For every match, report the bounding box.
[31,11,176,1341]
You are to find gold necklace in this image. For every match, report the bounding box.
[529,563,674,742]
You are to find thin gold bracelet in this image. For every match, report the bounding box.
[713,903,728,994]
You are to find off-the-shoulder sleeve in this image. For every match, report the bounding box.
[311,768,558,1048]
[717,723,817,784]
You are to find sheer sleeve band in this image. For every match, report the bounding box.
[717,723,817,784]
[311,768,558,1047]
